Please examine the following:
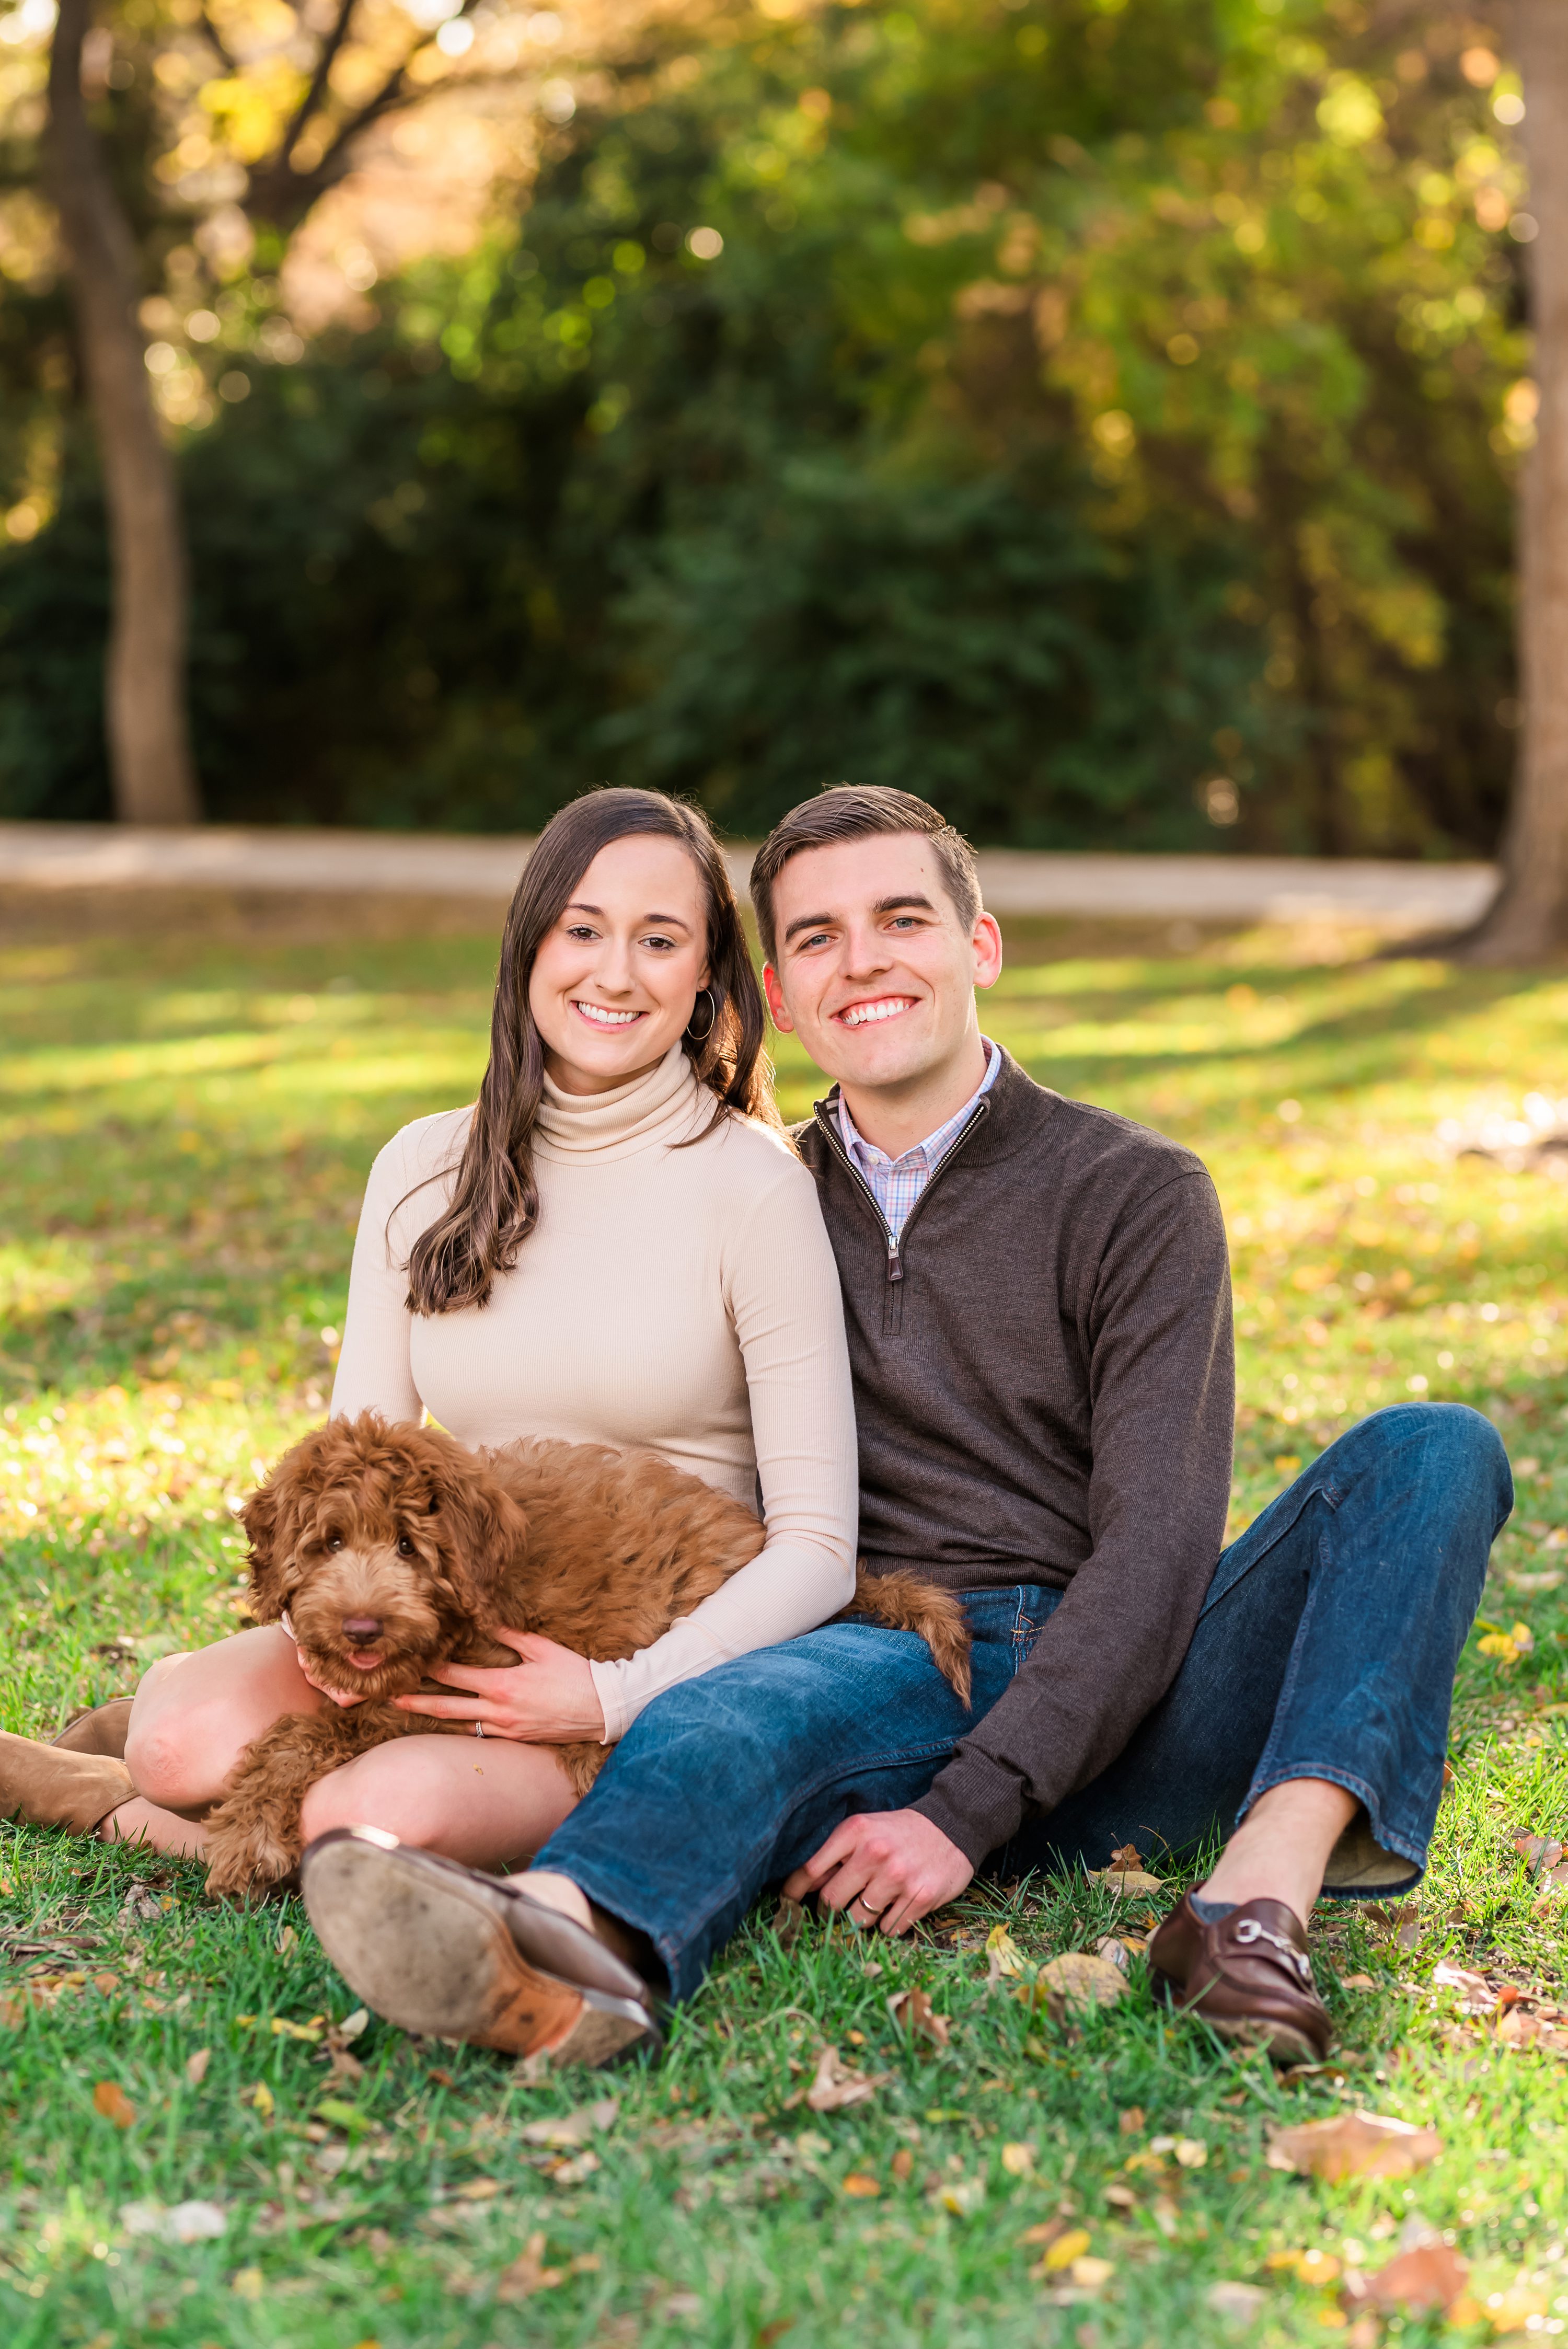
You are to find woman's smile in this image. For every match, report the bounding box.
[571,1000,647,1029]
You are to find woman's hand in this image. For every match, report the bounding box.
[393,1627,606,1743]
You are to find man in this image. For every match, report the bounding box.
[301,786,1511,2067]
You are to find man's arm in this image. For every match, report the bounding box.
[789,1162,1235,1930]
[910,1163,1235,1866]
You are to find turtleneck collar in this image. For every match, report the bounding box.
[534,1041,706,1163]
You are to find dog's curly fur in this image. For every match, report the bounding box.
[202,1411,972,1899]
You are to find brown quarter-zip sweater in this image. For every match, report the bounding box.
[796,1049,1235,1866]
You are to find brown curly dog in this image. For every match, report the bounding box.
[201,1411,972,1899]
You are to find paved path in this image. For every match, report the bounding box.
[0,821,1496,931]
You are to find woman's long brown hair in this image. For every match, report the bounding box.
[403,788,778,1316]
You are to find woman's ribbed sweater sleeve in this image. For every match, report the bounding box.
[330,1128,430,1427]
[589,1156,859,1741]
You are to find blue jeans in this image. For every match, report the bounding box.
[535,1404,1512,2001]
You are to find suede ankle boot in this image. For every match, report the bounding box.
[51,1698,135,1760]
[0,1729,134,1836]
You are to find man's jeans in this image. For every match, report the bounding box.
[535,1403,1512,2001]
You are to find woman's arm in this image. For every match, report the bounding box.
[329,1126,433,1426]
[589,1158,860,1741]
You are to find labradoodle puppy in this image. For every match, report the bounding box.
[201,1411,971,1899]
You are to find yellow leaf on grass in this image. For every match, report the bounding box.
[1000,2142,1035,2177]
[1088,1867,1165,1898]
[1021,1953,1129,2019]
[1265,2111,1440,2183]
[248,2082,274,2120]
[270,2018,321,2042]
[986,1925,1026,1982]
[841,2173,881,2197]
[230,2267,264,2299]
[93,2080,135,2128]
[1041,2228,1092,2272]
[1072,2256,1114,2288]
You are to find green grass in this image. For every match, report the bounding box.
[5,891,1568,2349]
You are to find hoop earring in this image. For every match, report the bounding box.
[686,988,716,1042]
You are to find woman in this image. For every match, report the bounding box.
[5,789,857,1926]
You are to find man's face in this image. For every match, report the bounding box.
[763,834,1001,1090]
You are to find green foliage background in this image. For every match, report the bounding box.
[0,0,1532,853]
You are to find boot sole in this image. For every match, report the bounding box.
[300,1832,655,2063]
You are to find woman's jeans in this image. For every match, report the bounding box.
[535,1403,1512,2001]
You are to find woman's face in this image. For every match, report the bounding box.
[529,834,712,1097]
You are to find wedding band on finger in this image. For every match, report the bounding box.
[473,1720,485,1738]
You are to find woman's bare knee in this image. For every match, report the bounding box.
[299,1751,447,1848]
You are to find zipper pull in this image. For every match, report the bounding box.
[886,1235,903,1283]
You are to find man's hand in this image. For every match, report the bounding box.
[782,1809,974,1937]
[393,1627,606,1743]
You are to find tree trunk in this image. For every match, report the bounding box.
[1463,0,1568,959]
[48,0,201,825]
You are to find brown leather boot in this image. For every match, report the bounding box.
[0,1729,135,1836]
[52,1698,135,1759]
[1147,1891,1331,2065]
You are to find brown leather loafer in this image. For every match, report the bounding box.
[299,1826,662,2067]
[1147,1891,1331,2065]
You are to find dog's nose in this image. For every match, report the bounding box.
[341,1616,383,1641]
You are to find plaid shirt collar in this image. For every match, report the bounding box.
[836,1039,1000,1240]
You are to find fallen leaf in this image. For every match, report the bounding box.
[939,2177,986,2216]
[163,2200,227,2244]
[841,2172,881,2197]
[1071,2256,1114,2288]
[275,1925,298,1956]
[804,2047,882,2113]
[1118,2107,1145,2135]
[1096,1937,1131,1972]
[887,1987,950,2048]
[247,2081,275,2121]
[756,2323,793,2347]
[986,1924,1027,1984]
[1207,2281,1267,2323]
[454,2176,503,2201]
[230,2267,264,2300]
[1024,1953,1129,2021]
[1001,2141,1035,2177]
[1041,2227,1092,2272]
[1345,2242,1469,2313]
[547,2152,599,2187]
[1341,1974,1376,1992]
[1479,2280,1552,2331]
[185,2047,211,2087]
[1019,2219,1066,2247]
[1173,2138,1208,2169]
[92,1971,119,1996]
[495,2231,566,2301]
[92,2080,135,2129]
[1088,1868,1166,1897]
[1515,1835,1566,1875]
[337,2008,370,2041]
[662,2293,702,2319]
[1265,2111,1442,2183]
[519,2097,618,2149]
[891,2148,914,2182]
[773,1895,806,1949]
[1108,1844,1144,1871]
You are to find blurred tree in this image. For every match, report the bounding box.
[0,0,1536,859]
[1466,0,1567,957]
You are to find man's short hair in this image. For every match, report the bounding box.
[748,785,982,965]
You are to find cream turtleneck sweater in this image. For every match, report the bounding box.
[330,1044,859,1739]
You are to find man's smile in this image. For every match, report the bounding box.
[836,995,918,1028]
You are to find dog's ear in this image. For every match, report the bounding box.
[423,1449,527,1621]
[239,1432,325,1621]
